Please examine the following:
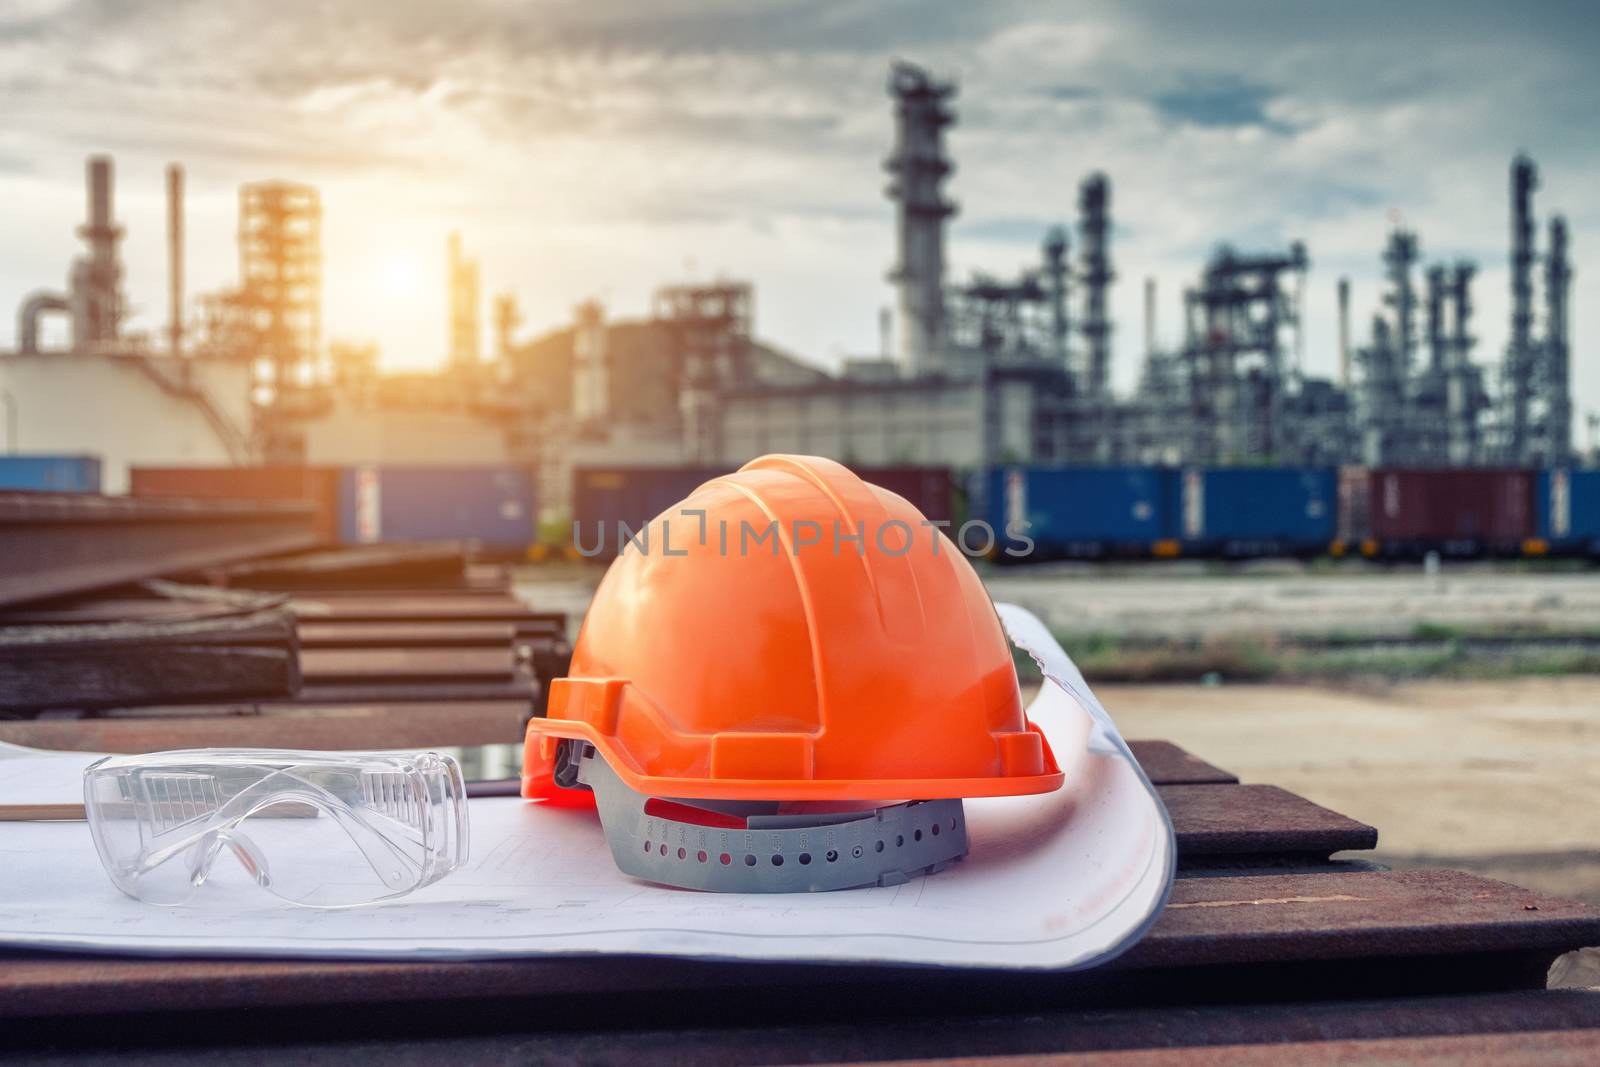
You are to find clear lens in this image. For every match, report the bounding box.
[83,750,469,908]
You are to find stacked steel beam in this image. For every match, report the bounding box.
[0,497,568,754]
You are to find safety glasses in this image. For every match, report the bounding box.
[83,749,469,908]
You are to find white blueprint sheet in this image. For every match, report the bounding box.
[0,605,1175,969]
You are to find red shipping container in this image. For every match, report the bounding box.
[1368,468,1533,544]
[857,466,956,524]
[130,466,342,546]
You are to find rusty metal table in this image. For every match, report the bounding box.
[2,736,1595,1063]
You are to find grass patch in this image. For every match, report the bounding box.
[1411,621,1463,641]
[1035,628,1600,684]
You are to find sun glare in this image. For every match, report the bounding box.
[378,256,423,299]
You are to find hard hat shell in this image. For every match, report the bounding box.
[523,455,1062,803]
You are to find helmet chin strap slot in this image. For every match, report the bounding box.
[571,743,968,893]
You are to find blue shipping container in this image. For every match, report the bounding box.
[987,466,1170,556]
[1536,468,1600,553]
[0,455,102,493]
[338,466,536,552]
[1177,467,1336,552]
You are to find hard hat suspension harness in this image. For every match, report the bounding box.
[556,741,969,893]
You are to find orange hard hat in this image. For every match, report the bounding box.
[523,455,1062,806]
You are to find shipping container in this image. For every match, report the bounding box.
[1366,467,1534,555]
[0,455,101,493]
[572,467,717,558]
[858,466,956,526]
[572,463,956,560]
[1335,465,1371,551]
[984,466,1169,558]
[131,465,341,545]
[1175,467,1337,556]
[1536,468,1600,554]
[338,466,536,554]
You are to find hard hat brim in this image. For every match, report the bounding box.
[523,720,1065,803]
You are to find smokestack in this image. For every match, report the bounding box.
[1337,277,1351,387]
[1425,264,1446,374]
[447,232,481,368]
[1078,172,1114,397]
[878,306,892,360]
[1450,262,1475,369]
[885,62,956,376]
[1143,277,1156,357]
[87,155,112,235]
[1043,226,1070,365]
[167,163,184,359]
[75,154,123,347]
[1546,215,1572,460]
[1382,230,1418,378]
[1508,153,1538,459]
[1447,261,1477,464]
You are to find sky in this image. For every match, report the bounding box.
[2,0,1598,422]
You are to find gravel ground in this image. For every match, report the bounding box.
[981,561,1600,638]
[1098,678,1600,905]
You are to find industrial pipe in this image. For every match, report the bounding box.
[1337,278,1351,388]
[17,291,70,355]
[167,163,184,359]
[1144,277,1156,357]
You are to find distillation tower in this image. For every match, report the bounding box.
[884,62,957,377]
[1499,155,1574,465]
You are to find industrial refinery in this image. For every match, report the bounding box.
[7,2,1600,1056]
[0,61,1581,506]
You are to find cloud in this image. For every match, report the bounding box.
[1040,85,1099,102]
[1151,76,1298,135]
[0,0,1596,412]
